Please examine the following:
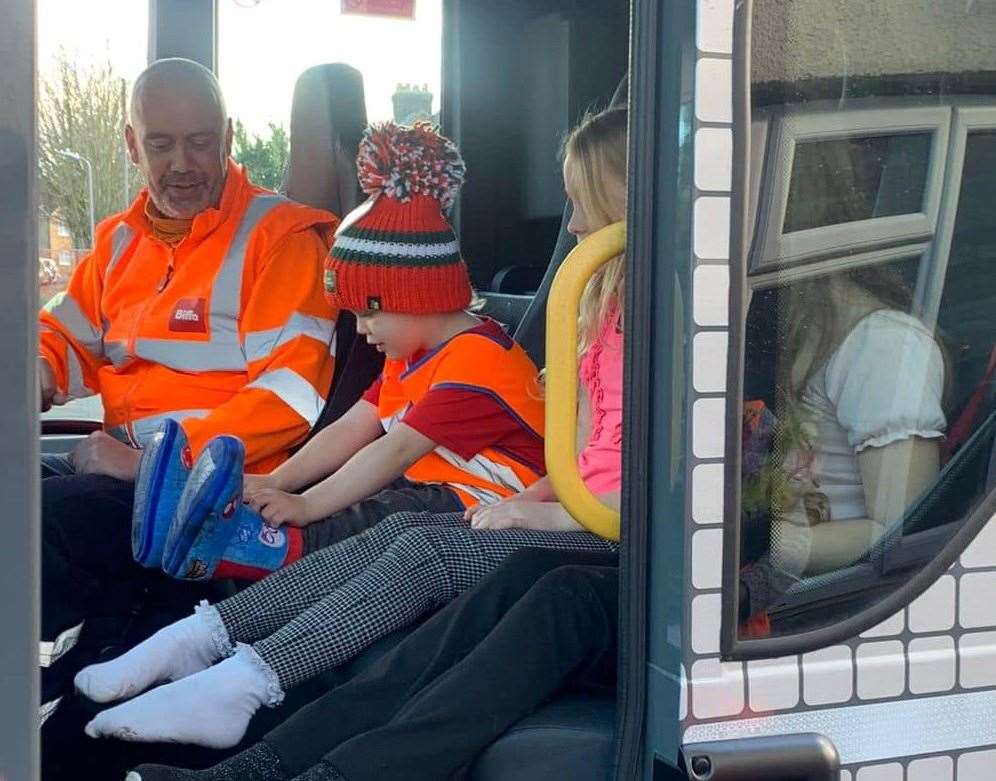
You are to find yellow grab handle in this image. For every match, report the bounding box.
[545,221,625,542]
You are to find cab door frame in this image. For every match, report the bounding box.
[619,0,699,776]
[0,0,42,778]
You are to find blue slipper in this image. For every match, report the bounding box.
[131,419,193,568]
[161,435,246,580]
[208,506,298,580]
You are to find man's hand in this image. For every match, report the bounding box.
[468,499,582,532]
[71,431,142,481]
[247,489,312,528]
[39,360,67,412]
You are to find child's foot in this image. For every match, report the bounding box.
[125,742,289,781]
[133,418,194,568]
[86,644,283,749]
[211,505,304,581]
[161,436,246,580]
[74,603,230,703]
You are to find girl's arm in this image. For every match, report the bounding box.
[260,399,385,493]
[576,384,593,458]
[470,490,620,533]
[802,437,939,574]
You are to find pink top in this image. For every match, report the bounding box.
[577,313,623,495]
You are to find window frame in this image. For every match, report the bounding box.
[721,55,996,659]
[750,102,951,272]
[917,103,996,330]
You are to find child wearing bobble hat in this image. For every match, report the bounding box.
[74,125,616,751]
[126,121,548,584]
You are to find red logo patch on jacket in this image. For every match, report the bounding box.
[169,298,207,333]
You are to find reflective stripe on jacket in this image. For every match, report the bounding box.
[39,161,340,473]
[377,327,545,507]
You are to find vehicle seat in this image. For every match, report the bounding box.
[487,74,629,367]
[468,693,617,781]
[281,63,385,435]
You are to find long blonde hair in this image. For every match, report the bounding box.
[562,107,628,353]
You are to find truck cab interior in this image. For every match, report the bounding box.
[39,2,634,779]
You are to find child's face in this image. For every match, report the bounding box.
[354,310,432,360]
[563,155,626,244]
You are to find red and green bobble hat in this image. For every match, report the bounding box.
[323,121,472,314]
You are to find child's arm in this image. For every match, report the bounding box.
[802,437,939,574]
[464,385,595,519]
[576,385,593,458]
[470,491,620,534]
[462,476,555,523]
[250,399,385,495]
[251,422,436,527]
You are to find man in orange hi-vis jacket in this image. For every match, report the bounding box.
[38,58,339,723]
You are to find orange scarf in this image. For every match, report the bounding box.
[144,199,193,247]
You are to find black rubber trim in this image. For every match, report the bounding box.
[41,419,102,437]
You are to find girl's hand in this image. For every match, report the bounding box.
[469,501,582,532]
[463,492,528,522]
[243,473,277,502]
[248,489,311,528]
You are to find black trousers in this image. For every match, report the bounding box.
[40,473,220,704]
[300,477,463,555]
[264,546,620,781]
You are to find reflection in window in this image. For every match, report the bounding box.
[936,131,996,417]
[739,140,996,639]
[783,133,931,232]
[739,262,946,624]
[735,0,996,646]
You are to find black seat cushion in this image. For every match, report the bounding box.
[469,693,616,781]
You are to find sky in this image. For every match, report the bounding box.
[37,0,443,136]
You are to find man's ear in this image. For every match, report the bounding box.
[124,124,141,166]
[223,118,234,159]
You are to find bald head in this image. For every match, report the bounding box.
[130,58,226,126]
[126,58,233,218]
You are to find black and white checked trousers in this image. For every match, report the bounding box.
[213,510,617,690]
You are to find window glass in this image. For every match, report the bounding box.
[218,0,442,186]
[735,1,996,643]
[783,133,931,232]
[936,131,996,413]
[36,0,145,423]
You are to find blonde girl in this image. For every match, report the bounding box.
[468,105,629,532]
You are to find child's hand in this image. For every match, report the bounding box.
[463,494,524,526]
[469,501,581,532]
[248,489,311,528]
[243,473,277,502]
[463,492,527,522]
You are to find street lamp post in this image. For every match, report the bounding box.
[57,148,96,249]
[121,77,129,210]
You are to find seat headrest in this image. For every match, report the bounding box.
[284,63,368,217]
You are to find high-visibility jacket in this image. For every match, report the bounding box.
[377,327,546,507]
[39,161,340,473]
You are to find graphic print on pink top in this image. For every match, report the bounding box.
[577,313,623,495]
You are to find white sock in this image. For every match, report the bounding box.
[85,643,283,750]
[75,601,231,704]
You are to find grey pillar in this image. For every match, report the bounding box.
[0,0,41,778]
[149,0,218,72]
